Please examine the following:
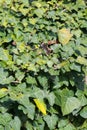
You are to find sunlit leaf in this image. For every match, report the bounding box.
[34,99,46,115]
[0,88,8,98]
[0,48,12,61]
[10,116,21,130]
[62,97,81,115]
[34,8,45,17]
[76,56,87,66]
[81,120,87,129]
[58,28,73,45]
[32,1,42,8]
[29,18,38,25]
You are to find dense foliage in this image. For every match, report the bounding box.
[0,0,87,129]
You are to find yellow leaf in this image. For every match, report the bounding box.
[36,59,46,65]
[17,93,24,99]
[34,99,47,115]
[29,18,37,25]
[76,56,87,66]
[0,88,8,92]
[35,2,41,8]
[0,88,8,98]
[17,42,25,52]
[58,28,73,45]
[58,60,69,69]
[32,1,41,8]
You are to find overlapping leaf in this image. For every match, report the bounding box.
[0,0,86,129]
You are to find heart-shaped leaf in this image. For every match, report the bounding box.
[58,28,73,45]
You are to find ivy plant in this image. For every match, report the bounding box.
[0,0,87,129]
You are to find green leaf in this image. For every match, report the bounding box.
[0,125,4,130]
[32,1,42,8]
[59,123,76,130]
[0,0,86,129]
[25,121,33,130]
[70,63,81,72]
[81,120,87,129]
[37,76,48,89]
[18,96,35,120]
[77,45,87,56]
[36,117,45,130]
[29,18,38,25]
[61,88,74,98]
[28,87,45,99]
[47,92,55,106]
[30,34,39,43]
[47,60,53,68]
[22,19,28,27]
[0,88,8,98]
[19,6,29,15]
[44,114,58,130]
[15,70,25,82]
[27,63,37,72]
[62,97,81,115]
[26,76,37,85]
[76,56,87,66]
[80,106,87,119]
[10,116,21,130]
[72,29,82,38]
[4,125,12,130]
[36,58,46,65]
[76,90,87,106]
[16,42,26,52]
[34,8,45,18]
[54,90,61,106]
[0,48,12,61]
[0,113,12,126]
[76,0,86,8]
[58,119,69,128]
[0,68,14,85]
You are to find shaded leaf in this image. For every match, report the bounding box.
[0,125,4,130]
[80,106,87,119]
[0,68,14,85]
[47,92,55,106]
[44,114,58,129]
[15,70,25,82]
[25,121,33,130]
[58,119,69,128]
[18,96,35,120]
